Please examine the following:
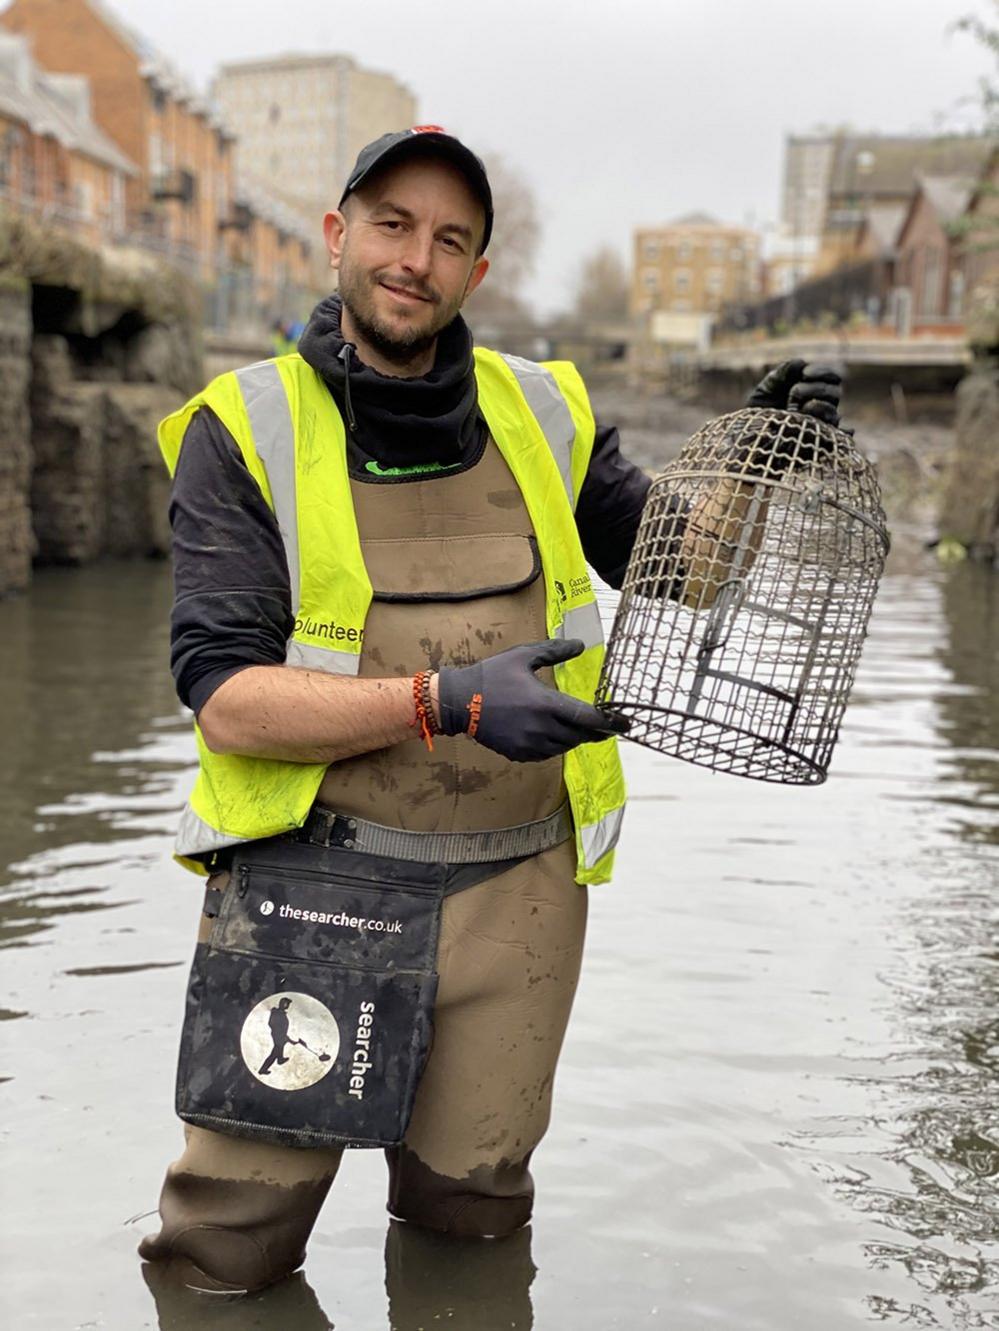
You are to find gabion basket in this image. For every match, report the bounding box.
[597,407,890,784]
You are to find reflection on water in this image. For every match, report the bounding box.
[0,558,998,1329]
[790,564,999,1329]
[139,1222,535,1331]
[0,564,191,958]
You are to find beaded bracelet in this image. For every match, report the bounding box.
[410,669,439,751]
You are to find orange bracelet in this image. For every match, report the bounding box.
[410,670,438,751]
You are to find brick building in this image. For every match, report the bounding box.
[1,0,238,277]
[213,171,318,330]
[893,175,974,331]
[774,132,993,290]
[0,30,136,248]
[632,213,761,325]
[821,136,991,280]
[212,53,416,232]
[0,0,321,328]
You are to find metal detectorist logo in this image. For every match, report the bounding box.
[240,992,340,1091]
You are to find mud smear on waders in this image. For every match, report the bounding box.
[598,407,890,783]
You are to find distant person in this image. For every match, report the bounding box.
[140,126,842,1295]
[270,319,293,356]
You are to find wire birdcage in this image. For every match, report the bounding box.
[597,407,890,784]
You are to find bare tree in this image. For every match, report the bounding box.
[571,245,630,325]
[954,0,999,134]
[464,153,540,332]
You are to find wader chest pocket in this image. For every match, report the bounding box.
[176,850,442,1150]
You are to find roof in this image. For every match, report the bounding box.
[668,211,720,227]
[217,51,355,76]
[896,172,977,250]
[234,170,315,247]
[83,0,154,61]
[83,0,235,136]
[920,174,974,224]
[827,133,993,201]
[0,32,137,175]
[859,202,907,253]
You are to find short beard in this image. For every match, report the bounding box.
[338,259,462,368]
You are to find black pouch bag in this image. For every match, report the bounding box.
[176,838,442,1150]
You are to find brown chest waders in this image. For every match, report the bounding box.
[172,440,569,1152]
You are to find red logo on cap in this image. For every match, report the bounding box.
[411,124,446,134]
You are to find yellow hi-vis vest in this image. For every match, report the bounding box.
[158,349,627,885]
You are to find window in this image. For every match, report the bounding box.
[921,247,943,317]
[642,267,660,291]
[672,298,691,311]
[948,269,965,319]
[677,240,692,262]
[674,268,690,292]
[730,246,743,262]
[75,179,94,218]
[706,268,724,292]
[642,237,660,261]
[710,241,725,262]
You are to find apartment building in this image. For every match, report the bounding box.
[780,135,839,246]
[632,213,761,347]
[214,171,317,329]
[778,131,994,282]
[213,53,416,230]
[0,30,136,248]
[0,0,321,327]
[1,0,240,281]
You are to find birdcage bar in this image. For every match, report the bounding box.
[598,407,889,784]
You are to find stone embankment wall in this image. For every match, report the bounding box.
[30,336,179,565]
[939,361,999,560]
[0,283,32,594]
[0,213,203,597]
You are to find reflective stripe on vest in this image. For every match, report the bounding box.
[236,361,300,611]
[580,804,626,870]
[497,353,576,507]
[555,600,604,651]
[495,358,604,654]
[235,359,362,678]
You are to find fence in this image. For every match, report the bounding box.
[716,257,895,338]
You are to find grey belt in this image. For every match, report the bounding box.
[296,801,574,864]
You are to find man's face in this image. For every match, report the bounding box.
[324,155,489,366]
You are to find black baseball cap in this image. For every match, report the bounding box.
[339,126,494,252]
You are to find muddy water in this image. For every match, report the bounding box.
[1,555,998,1330]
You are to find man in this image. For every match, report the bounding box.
[139,127,841,1295]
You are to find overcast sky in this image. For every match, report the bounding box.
[122,0,995,314]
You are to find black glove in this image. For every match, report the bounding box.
[436,638,629,763]
[746,359,843,427]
